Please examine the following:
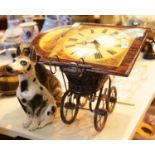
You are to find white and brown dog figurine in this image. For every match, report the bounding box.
[6,48,60,131]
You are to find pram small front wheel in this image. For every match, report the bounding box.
[60,90,79,124]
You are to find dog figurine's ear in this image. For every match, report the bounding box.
[19,43,31,56]
[23,47,31,56]
[21,44,40,62]
[16,46,21,56]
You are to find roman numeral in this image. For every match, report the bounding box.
[65,45,75,48]
[70,51,76,55]
[115,44,121,47]
[94,52,103,59]
[78,33,84,37]
[110,32,119,36]
[102,29,108,33]
[69,38,78,41]
[91,29,94,33]
[107,50,117,55]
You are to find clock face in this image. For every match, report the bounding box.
[49,27,133,67]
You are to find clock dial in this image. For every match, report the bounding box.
[49,27,133,67]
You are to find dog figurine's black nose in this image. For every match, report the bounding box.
[5,66,13,73]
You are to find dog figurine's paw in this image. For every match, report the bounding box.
[23,120,32,128]
[38,124,45,129]
[28,122,39,131]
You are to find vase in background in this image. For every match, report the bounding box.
[23,15,39,35]
[41,15,72,32]
[20,22,38,44]
[58,15,72,26]
[3,15,22,47]
[41,15,59,32]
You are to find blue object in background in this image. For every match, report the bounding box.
[41,15,72,32]
[59,15,72,26]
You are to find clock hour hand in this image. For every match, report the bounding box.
[73,40,103,59]
[93,40,103,58]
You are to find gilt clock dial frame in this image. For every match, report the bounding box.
[32,23,148,76]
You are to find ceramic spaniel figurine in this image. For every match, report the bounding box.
[6,47,61,131]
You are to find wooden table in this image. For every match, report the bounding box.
[0,53,155,139]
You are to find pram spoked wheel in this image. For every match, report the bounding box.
[60,90,79,124]
[94,94,108,132]
[108,86,117,113]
